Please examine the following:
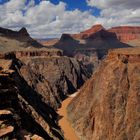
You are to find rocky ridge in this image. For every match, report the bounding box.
[0,27,46,52]
[72,24,104,39]
[0,58,65,139]
[67,47,140,140]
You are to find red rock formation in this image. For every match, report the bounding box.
[108,26,140,42]
[71,25,140,43]
[68,48,140,140]
[72,24,104,39]
[54,25,130,73]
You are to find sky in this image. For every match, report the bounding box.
[0,0,140,38]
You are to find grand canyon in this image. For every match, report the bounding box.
[0,0,140,140]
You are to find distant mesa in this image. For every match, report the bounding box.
[54,24,140,73]
[0,27,45,50]
[108,26,140,43]
[72,24,104,39]
[87,29,117,40]
[71,24,140,42]
[54,24,131,55]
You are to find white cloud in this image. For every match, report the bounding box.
[86,0,140,28]
[86,0,140,9]
[0,0,140,38]
[0,0,96,38]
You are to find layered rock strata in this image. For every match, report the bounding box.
[68,48,140,140]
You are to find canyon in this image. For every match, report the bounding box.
[0,27,88,139]
[0,25,140,140]
[0,51,88,139]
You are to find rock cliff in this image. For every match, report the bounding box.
[72,24,104,39]
[0,62,59,139]
[0,46,88,139]
[0,49,63,59]
[67,48,140,140]
[54,25,130,73]
[13,54,88,109]
[108,26,140,43]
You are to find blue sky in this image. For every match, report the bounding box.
[0,0,101,17]
[0,0,139,38]
[49,0,101,16]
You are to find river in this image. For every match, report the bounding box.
[57,92,79,140]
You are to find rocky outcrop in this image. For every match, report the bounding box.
[0,49,63,59]
[72,24,104,39]
[73,48,99,73]
[0,27,29,38]
[108,26,140,43]
[87,29,117,40]
[14,54,88,109]
[0,60,64,139]
[54,25,130,73]
[67,48,140,140]
[0,27,44,49]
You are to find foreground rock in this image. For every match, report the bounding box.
[0,47,88,139]
[0,67,56,139]
[68,48,140,140]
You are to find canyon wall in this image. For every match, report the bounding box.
[14,55,88,109]
[68,48,140,140]
[0,47,88,139]
[0,49,63,59]
[0,60,61,139]
[108,26,140,43]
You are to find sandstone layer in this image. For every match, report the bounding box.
[108,26,140,43]
[68,48,140,140]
